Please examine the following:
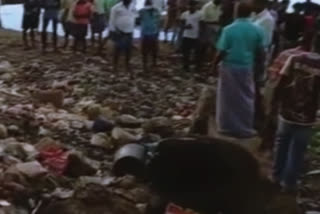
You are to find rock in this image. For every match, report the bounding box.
[116,175,137,189]
[32,89,64,108]
[142,117,174,137]
[112,127,141,145]
[189,86,216,135]
[65,153,99,178]
[117,115,143,128]
[136,203,147,214]
[0,61,13,74]
[0,124,8,139]
[92,117,115,133]
[85,104,102,120]
[79,176,115,186]
[129,188,150,203]
[306,212,320,214]
[15,161,48,178]
[0,206,28,214]
[3,142,38,161]
[49,188,75,199]
[90,133,113,149]
[7,125,19,135]
[1,73,14,81]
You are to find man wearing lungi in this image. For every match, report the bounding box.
[213,1,265,138]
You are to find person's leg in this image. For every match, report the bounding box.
[194,39,202,70]
[42,18,49,52]
[182,38,191,72]
[125,34,132,72]
[97,32,103,53]
[23,29,28,49]
[52,19,58,51]
[82,37,87,53]
[282,125,312,191]
[63,22,70,49]
[152,36,159,66]
[141,36,148,71]
[30,28,35,48]
[272,119,294,184]
[73,38,79,53]
[113,41,120,72]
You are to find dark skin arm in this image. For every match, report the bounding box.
[212,50,226,76]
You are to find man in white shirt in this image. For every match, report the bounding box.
[152,0,165,13]
[253,0,275,49]
[180,0,202,72]
[109,0,136,72]
[200,0,222,65]
[252,0,275,132]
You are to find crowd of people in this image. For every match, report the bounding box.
[21,0,320,195]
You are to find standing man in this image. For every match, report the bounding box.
[42,0,61,52]
[91,0,108,52]
[139,0,161,71]
[252,0,275,130]
[213,1,265,138]
[253,0,275,81]
[109,0,136,72]
[152,0,165,12]
[267,41,320,193]
[180,0,202,72]
[200,0,222,65]
[60,0,76,49]
[22,0,41,49]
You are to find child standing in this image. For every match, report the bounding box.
[42,0,60,52]
[139,0,160,71]
[180,0,202,72]
[22,0,40,49]
[72,0,92,53]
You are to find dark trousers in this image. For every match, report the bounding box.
[272,119,312,189]
[181,37,201,71]
[42,18,58,50]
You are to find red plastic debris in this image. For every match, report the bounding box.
[38,147,69,176]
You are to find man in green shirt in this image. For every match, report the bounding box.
[213,1,265,138]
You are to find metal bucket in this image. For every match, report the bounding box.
[113,144,147,177]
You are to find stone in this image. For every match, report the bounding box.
[92,117,115,133]
[0,61,13,74]
[117,115,143,128]
[0,124,8,139]
[85,104,102,120]
[90,133,113,149]
[189,86,216,135]
[112,127,141,145]
[15,161,48,178]
[32,89,64,108]
[65,153,99,178]
[142,117,174,137]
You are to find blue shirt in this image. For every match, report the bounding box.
[217,18,264,68]
[139,7,160,36]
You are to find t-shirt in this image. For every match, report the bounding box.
[73,1,92,24]
[139,7,160,36]
[201,1,221,23]
[180,10,202,39]
[284,13,304,41]
[43,0,60,19]
[109,2,136,33]
[253,9,275,48]
[270,49,320,125]
[216,18,264,68]
[24,0,40,16]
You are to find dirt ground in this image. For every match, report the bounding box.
[0,29,319,213]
